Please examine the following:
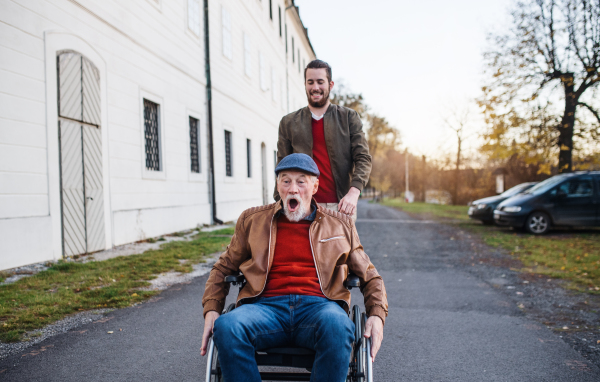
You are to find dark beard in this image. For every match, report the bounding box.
[306,88,330,108]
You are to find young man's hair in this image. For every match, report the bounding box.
[304,59,332,83]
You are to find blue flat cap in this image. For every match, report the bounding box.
[275,153,320,177]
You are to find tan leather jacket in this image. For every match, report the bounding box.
[202,201,388,324]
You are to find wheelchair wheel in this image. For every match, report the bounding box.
[205,303,236,382]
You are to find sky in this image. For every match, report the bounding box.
[294,0,512,159]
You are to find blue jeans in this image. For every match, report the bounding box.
[213,295,355,382]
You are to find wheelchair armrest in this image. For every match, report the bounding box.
[344,274,360,290]
[224,274,246,286]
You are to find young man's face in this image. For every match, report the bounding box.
[305,68,333,108]
[276,171,319,222]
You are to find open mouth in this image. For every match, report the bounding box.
[288,198,299,211]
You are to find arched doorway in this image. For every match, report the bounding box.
[57,51,105,256]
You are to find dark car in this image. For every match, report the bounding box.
[468,182,537,224]
[494,172,600,234]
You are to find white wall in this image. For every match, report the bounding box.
[0,0,315,270]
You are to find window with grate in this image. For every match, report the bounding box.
[188,0,201,37]
[278,7,282,36]
[189,116,200,173]
[247,139,252,178]
[225,130,232,177]
[269,0,273,20]
[144,99,161,171]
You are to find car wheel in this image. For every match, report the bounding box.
[525,212,550,235]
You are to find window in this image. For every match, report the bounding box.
[144,99,161,171]
[244,33,252,77]
[303,59,306,70]
[225,130,232,176]
[247,139,252,178]
[259,52,267,91]
[292,37,295,62]
[556,179,594,197]
[189,116,200,173]
[222,7,232,59]
[278,6,282,36]
[188,0,201,37]
[269,0,273,20]
[285,24,288,52]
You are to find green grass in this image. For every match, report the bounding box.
[380,199,470,221]
[0,228,233,343]
[381,198,600,294]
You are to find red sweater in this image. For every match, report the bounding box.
[312,117,338,203]
[261,215,325,298]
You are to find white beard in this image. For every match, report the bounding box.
[283,195,309,222]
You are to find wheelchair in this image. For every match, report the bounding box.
[204,273,374,382]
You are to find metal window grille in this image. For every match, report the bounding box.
[278,7,282,36]
[247,139,252,178]
[269,0,272,20]
[225,130,232,177]
[144,99,161,171]
[190,116,200,173]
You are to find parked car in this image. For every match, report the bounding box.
[468,182,537,224]
[494,172,600,234]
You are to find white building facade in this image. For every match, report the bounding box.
[0,0,316,270]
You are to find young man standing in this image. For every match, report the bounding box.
[275,60,371,220]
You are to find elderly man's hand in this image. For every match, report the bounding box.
[338,187,361,216]
[363,315,384,362]
[200,311,220,356]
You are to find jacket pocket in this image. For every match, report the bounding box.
[319,235,345,243]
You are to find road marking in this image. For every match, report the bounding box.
[356,219,438,224]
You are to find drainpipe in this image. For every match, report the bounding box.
[204,0,223,225]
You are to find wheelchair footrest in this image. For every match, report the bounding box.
[255,352,314,369]
[258,371,311,381]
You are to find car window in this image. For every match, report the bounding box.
[525,175,569,195]
[556,179,593,197]
[500,183,532,197]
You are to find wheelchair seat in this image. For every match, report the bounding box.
[205,273,373,382]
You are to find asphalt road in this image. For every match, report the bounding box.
[1,200,598,381]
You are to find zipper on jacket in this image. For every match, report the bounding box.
[319,235,345,243]
[237,212,275,306]
[308,221,349,308]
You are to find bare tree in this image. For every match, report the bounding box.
[481,0,600,172]
[442,107,472,205]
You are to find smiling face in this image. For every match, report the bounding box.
[276,170,319,222]
[305,68,333,108]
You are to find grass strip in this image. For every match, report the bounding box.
[380,199,600,294]
[0,228,233,343]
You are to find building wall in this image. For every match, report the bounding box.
[0,0,315,270]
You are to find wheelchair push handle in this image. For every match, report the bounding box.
[224,274,245,287]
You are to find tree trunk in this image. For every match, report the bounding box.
[558,73,576,173]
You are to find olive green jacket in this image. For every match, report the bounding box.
[275,104,372,201]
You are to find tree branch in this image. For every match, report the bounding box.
[578,102,600,124]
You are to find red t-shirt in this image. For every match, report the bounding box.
[261,215,325,298]
[312,117,338,203]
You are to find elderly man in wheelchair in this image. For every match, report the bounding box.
[201,154,388,382]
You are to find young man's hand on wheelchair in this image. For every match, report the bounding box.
[200,311,220,356]
[364,315,384,362]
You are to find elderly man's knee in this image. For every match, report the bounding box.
[213,311,248,345]
[318,307,354,341]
